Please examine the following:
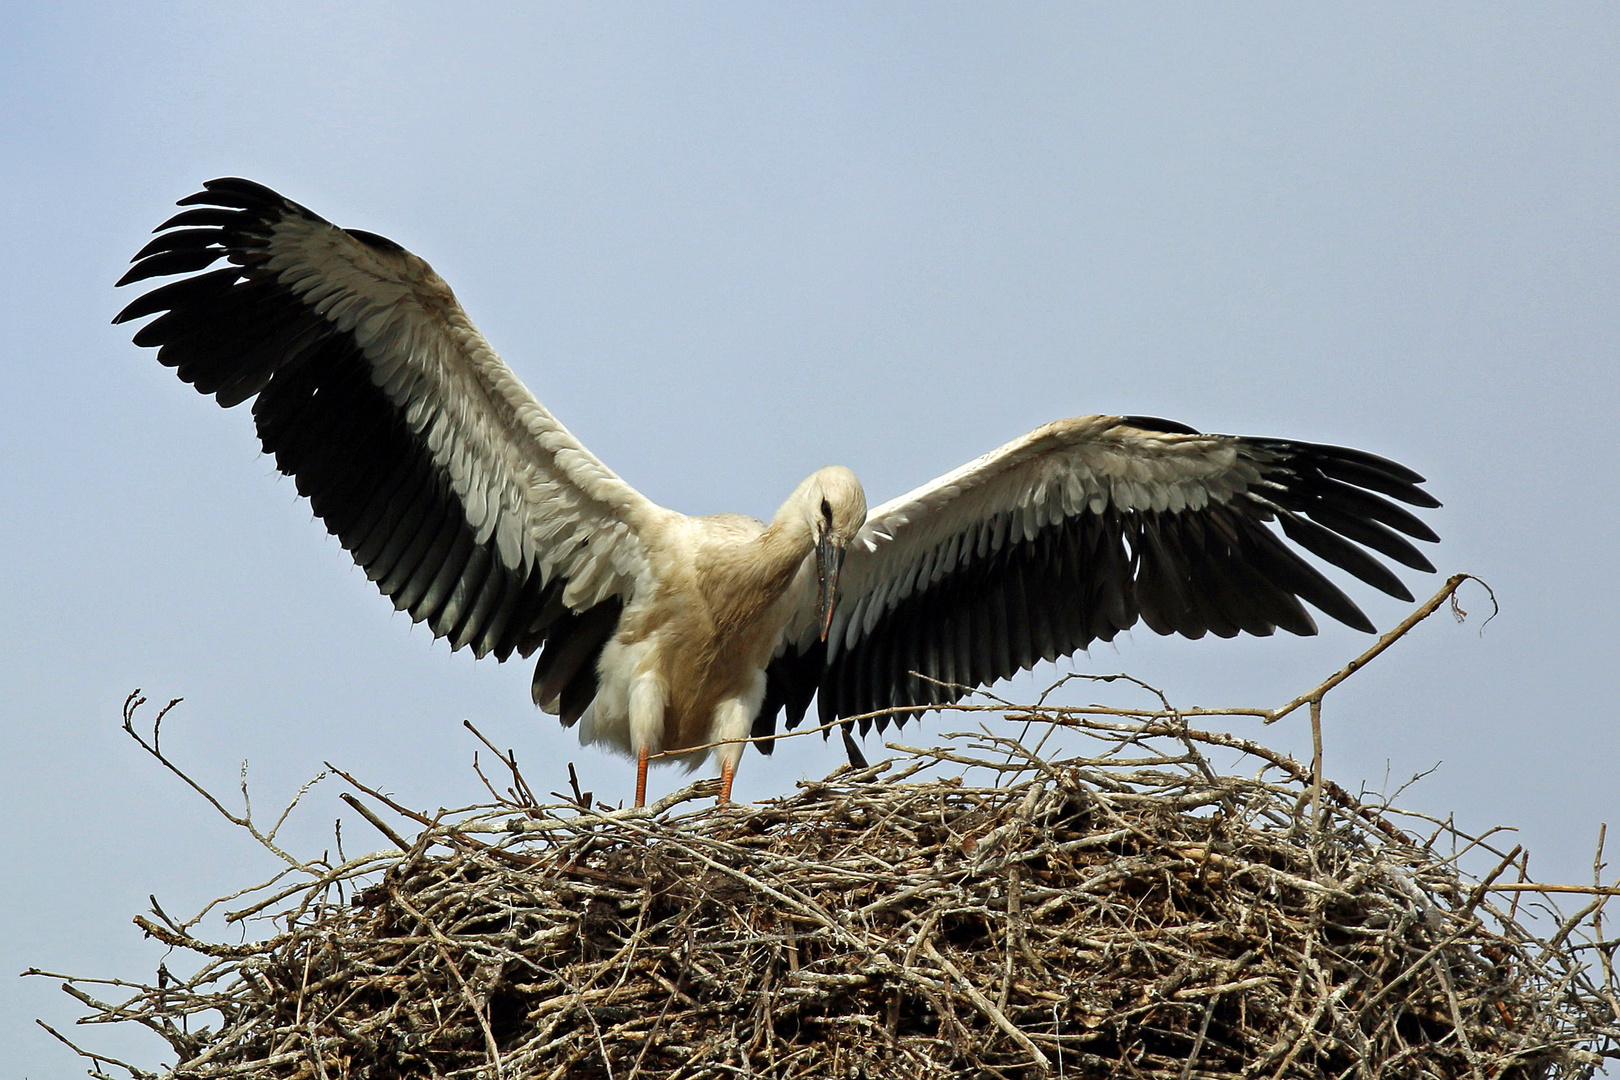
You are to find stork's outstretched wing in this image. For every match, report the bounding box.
[757,414,1439,742]
[117,178,667,722]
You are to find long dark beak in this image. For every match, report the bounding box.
[816,531,845,642]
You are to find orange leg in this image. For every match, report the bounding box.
[718,759,736,804]
[635,745,649,808]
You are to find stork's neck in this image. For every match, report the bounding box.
[688,510,813,643]
[753,508,817,592]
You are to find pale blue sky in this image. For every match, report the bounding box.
[4,5,1618,1073]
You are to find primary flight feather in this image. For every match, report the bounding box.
[118,178,1440,804]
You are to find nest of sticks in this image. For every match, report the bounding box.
[36,580,1620,1079]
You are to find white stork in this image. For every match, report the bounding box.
[117,179,1441,806]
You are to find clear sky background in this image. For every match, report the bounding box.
[4,4,1618,1074]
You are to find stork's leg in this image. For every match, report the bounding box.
[627,671,666,810]
[711,695,754,806]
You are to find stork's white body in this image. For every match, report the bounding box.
[571,473,864,799]
[577,514,793,773]
[117,179,1441,805]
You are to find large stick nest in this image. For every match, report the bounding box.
[44,718,1620,1079]
[34,582,1620,1078]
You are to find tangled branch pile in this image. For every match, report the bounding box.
[43,701,1620,1079]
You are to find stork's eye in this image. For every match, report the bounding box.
[820,498,833,525]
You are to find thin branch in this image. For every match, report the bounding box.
[1266,573,1494,725]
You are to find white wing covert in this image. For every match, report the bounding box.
[758,415,1439,742]
[117,179,664,723]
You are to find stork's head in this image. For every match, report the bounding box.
[786,466,867,641]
